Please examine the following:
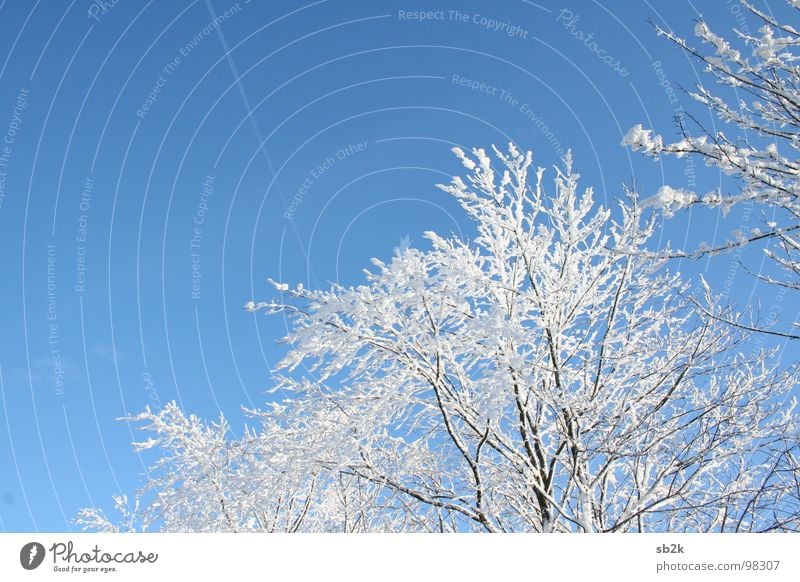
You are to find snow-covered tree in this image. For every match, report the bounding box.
[80,145,800,532]
[623,1,800,299]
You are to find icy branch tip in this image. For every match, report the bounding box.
[267,278,290,292]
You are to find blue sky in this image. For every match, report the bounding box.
[0,0,798,532]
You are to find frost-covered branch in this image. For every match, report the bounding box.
[625,1,800,297]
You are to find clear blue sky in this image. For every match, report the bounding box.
[0,0,797,532]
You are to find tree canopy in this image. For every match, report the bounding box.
[78,146,800,532]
